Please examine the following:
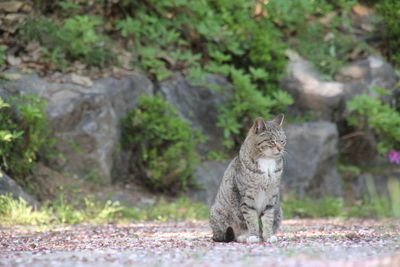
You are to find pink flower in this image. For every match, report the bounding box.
[388,150,400,164]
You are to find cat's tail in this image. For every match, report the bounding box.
[212,226,235,242]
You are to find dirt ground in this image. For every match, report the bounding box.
[1,218,399,267]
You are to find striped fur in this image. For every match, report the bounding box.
[209,115,285,242]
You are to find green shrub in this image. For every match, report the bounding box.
[121,94,203,192]
[269,0,365,78]
[19,16,113,68]
[377,0,400,66]
[118,197,209,222]
[114,0,288,82]
[296,25,365,78]
[0,194,53,226]
[0,194,208,226]
[217,67,293,148]
[0,95,53,186]
[0,45,6,67]
[347,88,400,154]
[49,193,123,224]
[60,15,112,67]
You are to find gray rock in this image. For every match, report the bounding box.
[158,74,232,154]
[282,122,342,197]
[338,55,399,106]
[0,170,38,206]
[1,73,153,184]
[282,52,347,121]
[282,52,398,121]
[338,55,397,92]
[191,160,230,206]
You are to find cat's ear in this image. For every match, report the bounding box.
[272,114,284,126]
[252,117,266,134]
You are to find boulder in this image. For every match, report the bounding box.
[281,52,398,122]
[282,122,342,197]
[0,170,38,206]
[1,73,153,184]
[158,74,232,154]
[337,55,399,105]
[282,51,348,121]
[337,55,398,92]
[191,160,230,206]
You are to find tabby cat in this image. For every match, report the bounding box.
[209,115,286,243]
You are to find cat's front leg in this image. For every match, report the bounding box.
[261,207,277,242]
[237,201,261,243]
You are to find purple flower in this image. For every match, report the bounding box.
[388,150,400,164]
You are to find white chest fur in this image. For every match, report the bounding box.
[254,190,268,214]
[257,158,276,175]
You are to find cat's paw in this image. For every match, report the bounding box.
[236,235,247,243]
[237,235,260,243]
[267,235,278,243]
[247,235,260,243]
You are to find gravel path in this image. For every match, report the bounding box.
[1,219,399,267]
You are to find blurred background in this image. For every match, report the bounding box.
[0,0,399,226]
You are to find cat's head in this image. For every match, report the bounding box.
[246,114,286,159]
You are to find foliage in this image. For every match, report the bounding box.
[0,194,208,226]
[347,88,400,154]
[19,15,113,68]
[49,193,123,224]
[377,0,400,66]
[0,95,54,186]
[0,97,21,143]
[117,197,209,222]
[112,0,293,149]
[217,67,293,148]
[283,176,400,219]
[0,45,6,67]
[268,0,364,78]
[282,195,344,218]
[113,0,288,80]
[121,94,203,192]
[0,194,52,226]
[296,26,365,79]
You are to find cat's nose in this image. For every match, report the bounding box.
[276,144,283,152]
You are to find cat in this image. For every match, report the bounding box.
[209,114,286,243]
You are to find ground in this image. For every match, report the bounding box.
[1,219,399,267]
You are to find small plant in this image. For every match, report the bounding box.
[19,16,113,69]
[121,94,203,192]
[60,15,112,67]
[0,194,52,226]
[118,197,209,222]
[0,45,6,67]
[377,0,400,66]
[0,95,54,187]
[217,67,293,149]
[50,193,123,224]
[0,194,208,226]
[347,88,400,154]
[282,194,344,218]
[0,97,22,143]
